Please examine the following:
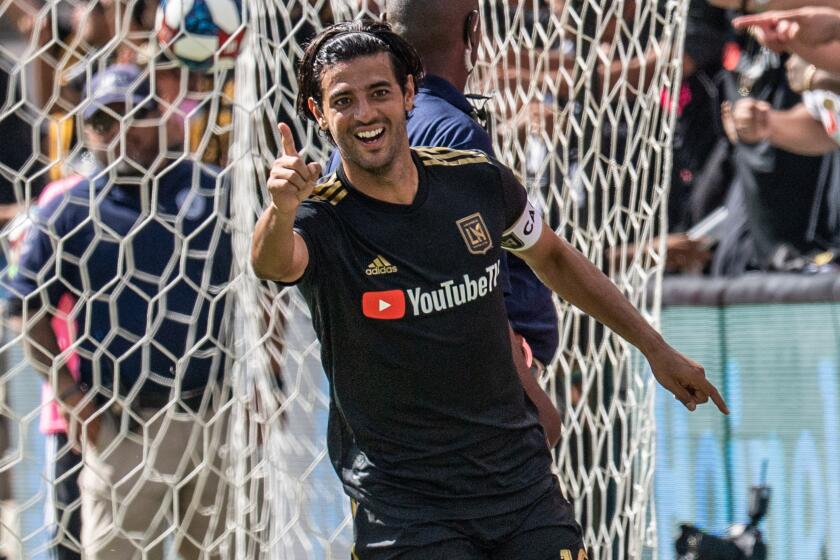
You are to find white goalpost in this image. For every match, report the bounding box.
[0,0,687,558]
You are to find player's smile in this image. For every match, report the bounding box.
[354,126,386,146]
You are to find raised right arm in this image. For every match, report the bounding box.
[251,123,322,283]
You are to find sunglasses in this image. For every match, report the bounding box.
[87,106,155,135]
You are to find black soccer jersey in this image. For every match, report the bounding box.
[292,147,554,521]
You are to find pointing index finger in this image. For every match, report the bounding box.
[732,13,781,29]
[704,379,730,415]
[278,122,299,158]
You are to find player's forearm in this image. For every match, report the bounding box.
[524,233,666,359]
[509,327,561,447]
[768,104,838,154]
[251,207,301,281]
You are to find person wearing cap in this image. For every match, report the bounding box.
[5,63,234,559]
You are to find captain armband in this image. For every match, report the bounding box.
[501,199,542,252]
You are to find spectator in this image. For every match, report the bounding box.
[730,6,840,154]
[722,55,839,154]
[734,6,840,68]
[598,0,730,273]
[669,1,732,236]
[6,174,91,559]
[6,175,86,559]
[5,63,234,559]
[714,11,840,274]
[707,0,840,12]
[503,1,715,274]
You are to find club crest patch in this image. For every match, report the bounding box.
[456,213,492,255]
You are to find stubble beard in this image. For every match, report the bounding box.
[339,135,397,177]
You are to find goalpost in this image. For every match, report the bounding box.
[0,0,687,558]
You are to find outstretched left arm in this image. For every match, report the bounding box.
[515,224,729,414]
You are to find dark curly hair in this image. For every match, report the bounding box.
[295,20,424,127]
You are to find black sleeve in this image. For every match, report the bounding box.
[493,160,528,230]
[284,200,330,287]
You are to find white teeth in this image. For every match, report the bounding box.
[356,128,383,139]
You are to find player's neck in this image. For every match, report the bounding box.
[343,147,419,205]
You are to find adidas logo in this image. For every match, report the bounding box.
[366,255,398,276]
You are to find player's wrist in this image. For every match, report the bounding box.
[268,199,299,220]
[636,329,668,359]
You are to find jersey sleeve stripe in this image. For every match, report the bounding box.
[310,178,348,206]
[420,155,490,167]
[414,146,488,162]
[414,147,491,168]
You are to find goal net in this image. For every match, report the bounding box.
[0,0,686,558]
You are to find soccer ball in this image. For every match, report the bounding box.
[155,0,245,72]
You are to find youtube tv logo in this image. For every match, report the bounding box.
[362,290,406,320]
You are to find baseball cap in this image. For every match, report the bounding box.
[82,64,154,120]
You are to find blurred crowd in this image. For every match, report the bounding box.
[671,0,840,276]
[5,0,840,276]
[1,0,840,557]
[483,0,840,277]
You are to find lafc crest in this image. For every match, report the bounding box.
[456,213,492,255]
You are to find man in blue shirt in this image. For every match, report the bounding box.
[6,64,233,560]
[387,0,562,372]
[327,0,562,443]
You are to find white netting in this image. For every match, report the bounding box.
[0,0,686,558]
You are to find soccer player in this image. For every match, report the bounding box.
[325,0,563,445]
[251,20,728,559]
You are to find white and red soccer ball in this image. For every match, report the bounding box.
[155,0,245,72]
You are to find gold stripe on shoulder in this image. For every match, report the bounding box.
[414,146,489,167]
[415,146,483,159]
[309,175,348,206]
[329,187,349,205]
[313,174,340,194]
[317,181,345,201]
[421,155,490,167]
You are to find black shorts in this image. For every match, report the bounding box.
[351,478,587,560]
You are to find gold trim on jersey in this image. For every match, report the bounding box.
[414,146,490,167]
[310,175,348,205]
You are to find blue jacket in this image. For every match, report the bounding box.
[5,162,232,398]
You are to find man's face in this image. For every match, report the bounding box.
[314,53,414,176]
[84,102,160,176]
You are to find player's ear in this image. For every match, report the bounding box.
[308,97,327,129]
[403,75,415,112]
